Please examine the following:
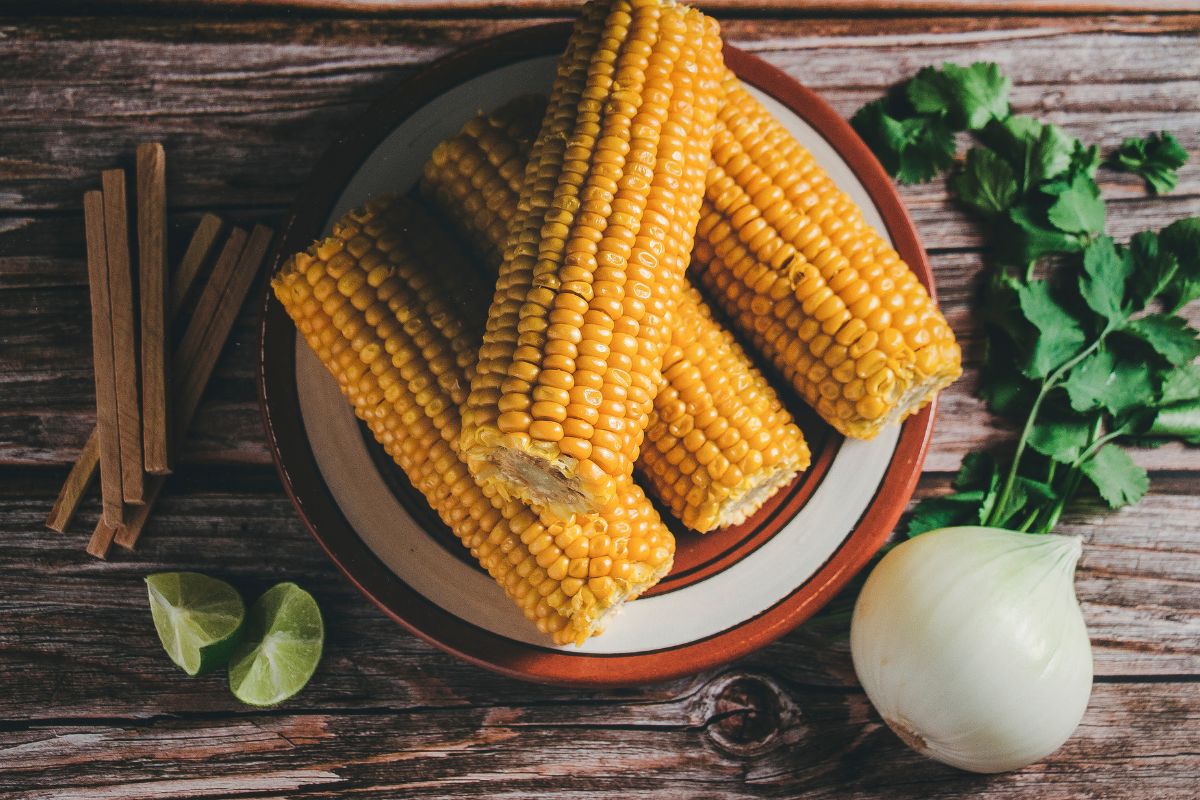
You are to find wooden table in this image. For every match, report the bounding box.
[2,2,1197,797]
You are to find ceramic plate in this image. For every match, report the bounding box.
[258,23,936,686]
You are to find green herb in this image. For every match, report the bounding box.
[1108,131,1189,194]
[855,63,1198,536]
[850,62,1010,185]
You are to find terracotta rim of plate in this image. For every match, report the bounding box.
[257,22,937,687]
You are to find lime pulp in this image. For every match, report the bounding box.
[146,572,245,677]
[228,582,324,707]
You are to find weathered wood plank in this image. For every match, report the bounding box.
[14,0,1200,15]
[0,470,1193,728]
[0,681,1195,799]
[0,15,1196,217]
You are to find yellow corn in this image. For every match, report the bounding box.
[692,72,962,439]
[272,195,673,645]
[425,96,811,532]
[461,0,727,520]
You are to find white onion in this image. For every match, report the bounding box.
[850,526,1093,773]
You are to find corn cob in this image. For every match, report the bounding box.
[272,195,673,645]
[461,0,727,520]
[425,97,810,532]
[691,72,962,440]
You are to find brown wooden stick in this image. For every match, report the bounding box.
[45,214,227,535]
[45,429,100,533]
[83,190,125,529]
[170,213,223,317]
[99,227,249,555]
[137,144,171,475]
[86,518,120,560]
[174,227,248,378]
[101,169,144,505]
[112,224,273,551]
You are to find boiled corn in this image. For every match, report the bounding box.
[691,72,962,439]
[425,96,811,532]
[461,0,727,519]
[272,195,674,645]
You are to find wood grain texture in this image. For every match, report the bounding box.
[1,6,1198,797]
[137,143,171,475]
[100,169,145,505]
[82,190,124,528]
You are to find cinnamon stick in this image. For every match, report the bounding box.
[101,169,144,505]
[83,190,124,528]
[45,214,225,534]
[45,429,100,533]
[137,144,171,475]
[111,224,273,552]
[170,213,222,317]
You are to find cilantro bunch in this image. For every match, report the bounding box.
[853,63,1199,536]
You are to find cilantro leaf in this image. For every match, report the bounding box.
[942,62,1011,130]
[1078,236,1131,322]
[1028,415,1097,464]
[1046,172,1106,235]
[1124,314,1200,366]
[980,335,1039,417]
[953,452,998,491]
[1069,141,1101,180]
[1080,444,1149,509]
[906,492,985,537]
[1127,230,1179,311]
[1017,279,1087,378]
[1108,131,1189,194]
[909,62,1011,131]
[1148,400,1200,442]
[851,100,957,185]
[1000,205,1086,265]
[950,147,1018,216]
[1064,347,1156,416]
[981,116,1078,190]
[1161,363,1200,405]
[1158,217,1200,311]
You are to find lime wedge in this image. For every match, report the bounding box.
[228,582,323,707]
[146,572,245,676]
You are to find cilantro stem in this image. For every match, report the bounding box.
[985,328,1111,529]
[1037,416,1130,533]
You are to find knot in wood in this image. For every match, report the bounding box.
[705,674,784,755]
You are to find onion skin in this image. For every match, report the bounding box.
[850,526,1094,773]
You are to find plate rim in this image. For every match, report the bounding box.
[257,22,937,686]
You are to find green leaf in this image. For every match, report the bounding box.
[1046,172,1106,235]
[942,62,1012,130]
[906,492,985,537]
[851,100,957,185]
[906,62,1011,132]
[1064,347,1156,416]
[1028,416,1097,463]
[1127,230,1179,311]
[1160,363,1200,405]
[950,147,1018,217]
[1159,217,1200,311]
[905,66,957,118]
[1017,279,1087,378]
[1124,314,1200,366]
[1078,236,1131,322]
[1080,444,1148,509]
[1070,141,1102,180]
[1148,400,1200,441]
[1000,205,1085,265]
[952,452,998,491]
[979,116,1077,189]
[1108,131,1189,195]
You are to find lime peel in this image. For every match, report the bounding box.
[145,572,245,677]
[228,582,324,707]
